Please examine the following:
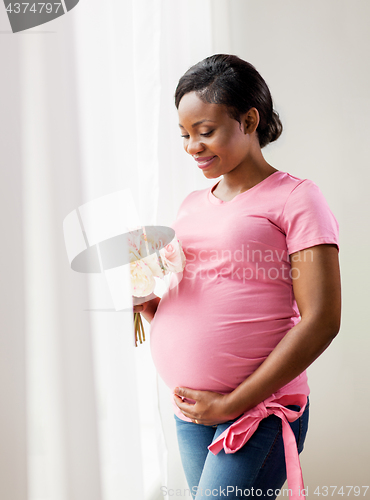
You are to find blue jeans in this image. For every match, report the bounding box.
[174,400,309,499]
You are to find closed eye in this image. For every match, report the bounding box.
[180,130,214,139]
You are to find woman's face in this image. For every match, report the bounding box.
[177,91,255,179]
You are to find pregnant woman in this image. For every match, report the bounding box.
[134,54,341,499]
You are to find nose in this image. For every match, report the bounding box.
[185,137,204,156]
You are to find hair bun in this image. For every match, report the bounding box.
[268,110,283,145]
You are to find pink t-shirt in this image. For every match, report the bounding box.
[150,171,339,421]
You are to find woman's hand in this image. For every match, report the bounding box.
[133,296,161,324]
[133,302,148,314]
[173,387,240,426]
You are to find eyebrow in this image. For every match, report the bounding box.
[179,119,216,129]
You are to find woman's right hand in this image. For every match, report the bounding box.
[133,296,161,324]
[133,302,148,314]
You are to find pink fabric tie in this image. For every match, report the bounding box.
[208,393,308,500]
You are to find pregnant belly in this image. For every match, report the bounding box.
[150,302,294,394]
[151,336,266,394]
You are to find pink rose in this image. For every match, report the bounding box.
[159,238,186,273]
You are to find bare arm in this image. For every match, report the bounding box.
[174,244,341,424]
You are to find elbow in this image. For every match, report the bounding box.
[326,306,342,340]
[320,313,341,341]
[326,320,341,341]
[320,322,340,355]
[302,310,341,342]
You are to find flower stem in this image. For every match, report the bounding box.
[134,312,138,346]
[134,312,145,346]
[138,313,145,342]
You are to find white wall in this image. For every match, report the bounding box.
[212,0,370,489]
[0,31,28,500]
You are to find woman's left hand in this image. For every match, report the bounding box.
[173,386,239,426]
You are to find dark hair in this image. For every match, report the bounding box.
[175,54,282,148]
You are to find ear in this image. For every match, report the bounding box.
[242,108,260,134]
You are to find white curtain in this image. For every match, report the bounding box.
[0,1,214,500]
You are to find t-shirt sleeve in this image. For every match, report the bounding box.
[280,179,339,255]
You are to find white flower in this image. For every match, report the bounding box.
[128,228,185,298]
[130,259,156,297]
[141,228,170,254]
[128,245,141,263]
[127,231,142,260]
[141,252,166,278]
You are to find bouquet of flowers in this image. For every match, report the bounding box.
[129,227,186,346]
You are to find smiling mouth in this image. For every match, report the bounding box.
[195,155,215,162]
[195,156,217,168]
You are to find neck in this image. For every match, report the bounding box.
[221,149,277,195]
